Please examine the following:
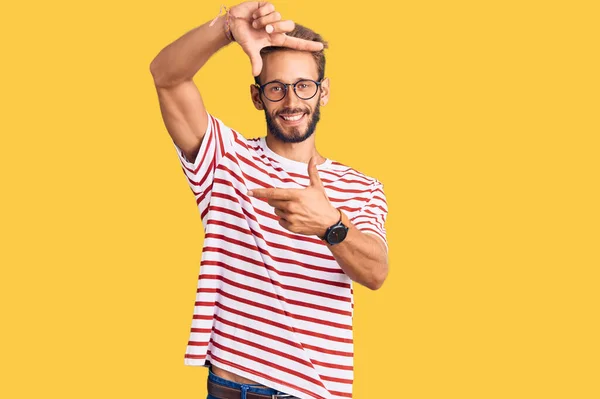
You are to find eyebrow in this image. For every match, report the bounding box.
[267,77,317,83]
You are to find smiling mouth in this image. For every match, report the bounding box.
[279,113,306,123]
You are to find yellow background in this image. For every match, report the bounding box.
[1,0,599,398]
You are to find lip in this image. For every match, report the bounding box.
[279,113,307,126]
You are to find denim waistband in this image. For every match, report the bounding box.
[208,367,295,397]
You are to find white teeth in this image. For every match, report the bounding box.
[281,114,304,121]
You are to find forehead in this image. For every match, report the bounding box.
[260,50,319,83]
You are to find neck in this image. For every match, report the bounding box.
[265,133,326,165]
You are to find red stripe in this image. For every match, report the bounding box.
[184,353,206,360]
[322,184,372,194]
[211,191,241,205]
[214,115,226,157]
[372,195,387,203]
[207,205,245,220]
[195,301,215,306]
[187,340,209,346]
[192,315,213,320]
[301,342,353,357]
[329,195,368,204]
[311,359,353,371]
[329,390,353,398]
[318,168,372,185]
[198,287,218,293]
[320,375,353,384]
[190,328,212,333]
[365,203,388,213]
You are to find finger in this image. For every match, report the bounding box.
[245,47,263,77]
[252,11,281,30]
[265,20,295,35]
[248,187,297,200]
[252,2,275,19]
[271,33,325,52]
[307,156,323,188]
[274,208,288,219]
[278,218,293,231]
[268,199,290,209]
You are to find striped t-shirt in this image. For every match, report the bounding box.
[171,111,388,399]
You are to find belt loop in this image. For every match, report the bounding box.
[240,384,249,399]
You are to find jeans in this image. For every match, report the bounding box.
[207,367,298,399]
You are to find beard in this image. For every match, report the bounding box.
[264,100,322,144]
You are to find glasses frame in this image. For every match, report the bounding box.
[254,79,323,102]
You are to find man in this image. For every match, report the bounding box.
[150,2,389,398]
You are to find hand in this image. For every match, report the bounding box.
[248,157,339,237]
[228,2,325,76]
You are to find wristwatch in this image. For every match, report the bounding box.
[322,208,349,245]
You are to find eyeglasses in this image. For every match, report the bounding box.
[254,79,322,102]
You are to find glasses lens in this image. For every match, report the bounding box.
[295,80,318,99]
[263,82,286,101]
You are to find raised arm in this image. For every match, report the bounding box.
[149,1,324,163]
[149,13,230,163]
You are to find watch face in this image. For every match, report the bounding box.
[328,225,348,244]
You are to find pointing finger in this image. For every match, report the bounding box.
[270,32,325,52]
[248,187,298,200]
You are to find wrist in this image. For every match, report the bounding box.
[320,207,342,239]
[224,9,236,42]
[321,208,350,245]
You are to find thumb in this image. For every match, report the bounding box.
[308,156,323,188]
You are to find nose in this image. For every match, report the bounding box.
[282,84,301,108]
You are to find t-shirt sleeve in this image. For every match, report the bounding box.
[171,111,235,211]
[350,180,389,252]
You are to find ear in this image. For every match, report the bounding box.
[250,84,264,110]
[319,77,330,106]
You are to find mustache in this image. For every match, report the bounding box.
[276,107,310,116]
